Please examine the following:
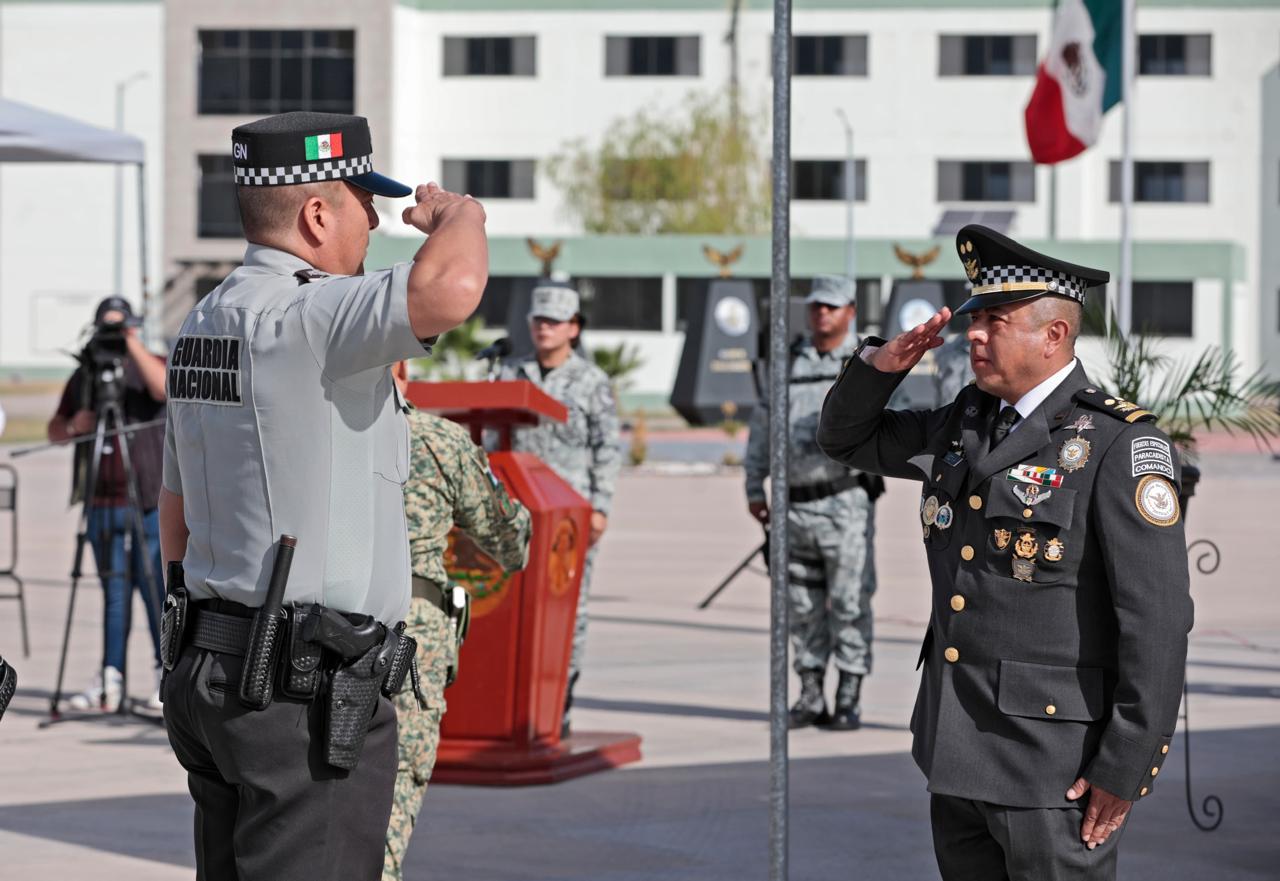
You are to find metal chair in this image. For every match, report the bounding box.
[0,464,29,657]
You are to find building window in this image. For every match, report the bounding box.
[793,160,868,201]
[938,35,1037,76]
[441,159,535,199]
[197,155,242,239]
[443,36,536,76]
[605,36,700,77]
[938,161,1036,202]
[1109,161,1210,203]
[198,30,355,115]
[1139,34,1211,76]
[1080,282,1194,337]
[793,35,868,76]
[577,277,663,331]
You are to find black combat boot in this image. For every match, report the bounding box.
[826,671,862,731]
[788,669,831,729]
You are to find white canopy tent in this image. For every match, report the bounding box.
[0,98,151,339]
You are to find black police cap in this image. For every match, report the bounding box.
[953,225,1109,317]
[95,295,141,327]
[230,111,411,198]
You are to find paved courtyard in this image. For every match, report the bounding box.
[0,431,1277,879]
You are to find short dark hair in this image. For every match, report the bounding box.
[236,182,344,241]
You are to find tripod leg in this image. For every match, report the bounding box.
[698,542,768,610]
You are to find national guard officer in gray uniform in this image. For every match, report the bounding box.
[818,226,1193,880]
[157,111,488,881]
[498,285,620,732]
[745,275,880,731]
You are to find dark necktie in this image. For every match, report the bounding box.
[991,405,1021,448]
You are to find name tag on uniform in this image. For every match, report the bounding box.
[168,335,244,406]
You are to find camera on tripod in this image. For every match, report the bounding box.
[76,296,142,409]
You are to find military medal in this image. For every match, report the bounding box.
[1013,484,1051,507]
[1044,537,1066,562]
[1063,413,1096,433]
[943,439,965,467]
[1007,464,1064,488]
[934,502,954,530]
[1012,529,1038,582]
[994,528,1011,550]
[1058,437,1092,472]
[921,495,940,526]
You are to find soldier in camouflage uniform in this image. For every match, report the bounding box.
[383,363,532,881]
[745,276,880,731]
[498,285,621,732]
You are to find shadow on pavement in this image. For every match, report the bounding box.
[0,726,1274,881]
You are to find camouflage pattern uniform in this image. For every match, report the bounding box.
[384,409,531,881]
[498,351,621,685]
[932,334,974,405]
[745,331,878,678]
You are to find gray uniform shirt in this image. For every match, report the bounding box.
[162,244,426,624]
[745,333,859,502]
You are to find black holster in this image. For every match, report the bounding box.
[160,562,188,674]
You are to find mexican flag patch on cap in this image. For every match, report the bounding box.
[304,133,343,161]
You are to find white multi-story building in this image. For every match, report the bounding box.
[3,0,1278,406]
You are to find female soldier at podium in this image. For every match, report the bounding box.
[498,285,620,734]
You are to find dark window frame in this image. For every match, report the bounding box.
[1108,160,1210,203]
[792,159,868,201]
[938,160,1036,203]
[197,29,355,116]
[939,34,1037,76]
[197,154,243,239]
[605,35,700,77]
[792,34,869,76]
[440,159,536,199]
[1138,33,1212,76]
[442,35,537,76]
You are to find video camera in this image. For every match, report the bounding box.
[75,296,142,408]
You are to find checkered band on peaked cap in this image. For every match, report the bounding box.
[953,224,1109,317]
[529,285,580,322]
[804,274,855,307]
[230,111,411,197]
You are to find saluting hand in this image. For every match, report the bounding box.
[1067,777,1132,849]
[867,308,952,374]
[401,182,486,235]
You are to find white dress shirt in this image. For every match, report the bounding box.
[1001,358,1079,435]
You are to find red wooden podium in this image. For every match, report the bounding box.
[404,380,642,785]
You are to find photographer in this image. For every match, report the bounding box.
[47,295,167,711]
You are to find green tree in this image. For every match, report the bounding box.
[545,90,770,235]
[415,316,488,381]
[591,342,645,395]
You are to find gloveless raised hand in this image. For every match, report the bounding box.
[867,307,952,373]
[401,182,486,235]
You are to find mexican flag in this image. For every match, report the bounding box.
[304,133,344,161]
[1024,0,1123,164]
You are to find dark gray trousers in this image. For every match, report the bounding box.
[930,794,1123,881]
[163,644,397,881]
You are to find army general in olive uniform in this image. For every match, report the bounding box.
[498,285,621,731]
[745,276,879,730]
[383,363,531,881]
[158,113,488,881]
[818,226,1193,881]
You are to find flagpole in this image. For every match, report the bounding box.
[1118,0,1136,338]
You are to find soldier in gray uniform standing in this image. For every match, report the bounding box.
[818,226,1193,881]
[745,275,880,731]
[157,112,488,881]
[498,285,620,733]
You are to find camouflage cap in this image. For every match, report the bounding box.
[804,275,855,308]
[528,285,580,322]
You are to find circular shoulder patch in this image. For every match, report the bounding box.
[1135,475,1180,527]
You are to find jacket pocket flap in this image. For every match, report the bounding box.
[998,659,1104,722]
[986,482,1076,529]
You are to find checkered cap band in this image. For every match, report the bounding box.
[234,155,373,186]
[975,265,1087,302]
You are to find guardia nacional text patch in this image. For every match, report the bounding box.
[168,335,244,406]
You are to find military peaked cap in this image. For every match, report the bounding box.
[231,112,411,198]
[953,224,1109,316]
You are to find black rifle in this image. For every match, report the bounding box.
[238,535,296,710]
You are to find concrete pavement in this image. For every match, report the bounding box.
[0,439,1277,879]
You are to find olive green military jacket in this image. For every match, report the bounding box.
[818,352,1193,808]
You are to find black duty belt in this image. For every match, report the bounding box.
[190,607,253,656]
[412,576,448,613]
[789,473,861,504]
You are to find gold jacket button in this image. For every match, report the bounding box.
[1140,787,1149,797]
[960,545,975,561]
[944,647,960,663]
[1023,508,1034,518]
[969,495,983,510]
[1161,745,1169,755]
[950,595,965,612]
[1151,767,1159,777]
[1045,704,1056,715]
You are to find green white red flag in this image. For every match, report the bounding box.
[1024,0,1123,164]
